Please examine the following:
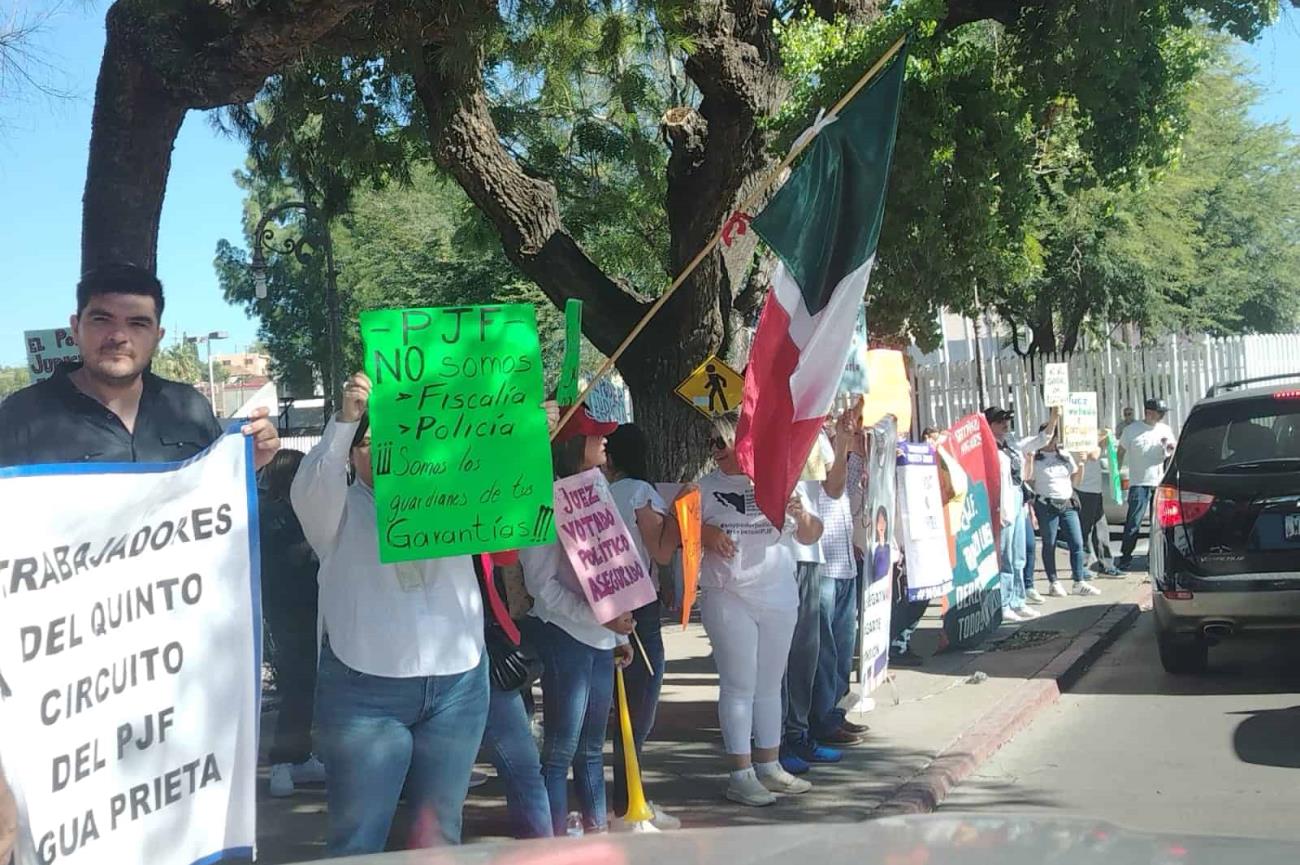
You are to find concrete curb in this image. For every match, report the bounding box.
[868,583,1153,818]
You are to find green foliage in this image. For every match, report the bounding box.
[151,340,205,385]
[0,366,29,402]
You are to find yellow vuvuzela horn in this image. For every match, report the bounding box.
[615,665,656,827]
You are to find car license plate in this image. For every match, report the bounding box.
[1286,514,1300,540]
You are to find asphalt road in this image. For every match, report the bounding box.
[941,611,1300,841]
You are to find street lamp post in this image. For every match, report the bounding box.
[249,201,342,416]
[185,331,229,414]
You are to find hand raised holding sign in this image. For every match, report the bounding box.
[340,372,372,422]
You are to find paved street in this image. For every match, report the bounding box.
[941,612,1300,841]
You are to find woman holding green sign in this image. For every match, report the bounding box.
[519,405,636,836]
[292,372,490,856]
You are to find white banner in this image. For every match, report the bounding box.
[0,433,259,865]
[1063,391,1099,455]
[896,442,953,603]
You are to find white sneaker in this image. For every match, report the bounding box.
[1024,588,1045,605]
[1074,582,1102,597]
[725,769,776,806]
[756,764,812,794]
[268,763,294,798]
[290,755,327,785]
[648,802,682,830]
[1013,606,1041,620]
[1001,607,1025,623]
[1048,582,1069,598]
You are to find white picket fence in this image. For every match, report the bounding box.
[910,333,1300,437]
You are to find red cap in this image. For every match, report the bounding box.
[555,404,619,443]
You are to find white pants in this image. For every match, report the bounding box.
[700,588,798,755]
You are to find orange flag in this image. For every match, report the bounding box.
[675,489,702,629]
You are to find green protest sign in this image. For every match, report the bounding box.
[361,304,557,563]
[555,299,583,404]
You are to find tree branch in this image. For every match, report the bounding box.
[940,0,1057,31]
[409,7,646,357]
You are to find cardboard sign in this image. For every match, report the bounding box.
[0,433,258,865]
[837,305,869,397]
[937,413,1004,651]
[674,355,743,418]
[1043,363,1069,408]
[858,349,911,433]
[553,468,658,622]
[897,443,953,602]
[857,416,897,702]
[1063,391,1099,454]
[25,328,81,383]
[675,489,702,629]
[584,375,631,424]
[361,305,556,562]
[555,299,583,404]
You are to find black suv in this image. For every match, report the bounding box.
[1151,375,1300,673]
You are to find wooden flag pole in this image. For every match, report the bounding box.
[550,34,909,440]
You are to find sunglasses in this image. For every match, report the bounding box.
[709,437,730,451]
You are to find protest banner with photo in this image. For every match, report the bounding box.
[0,433,258,865]
[553,467,658,622]
[675,489,702,629]
[1063,391,1099,454]
[25,328,81,383]
[936,413,1004,651]
[361,304,556,562]
[896,442,952,602]
[1043,362,1069,407]
[857,416,897,702]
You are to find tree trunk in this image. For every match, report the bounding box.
[81,0,377,272]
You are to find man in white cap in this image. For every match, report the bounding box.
[1116,397,1177,570]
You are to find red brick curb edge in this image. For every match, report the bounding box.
[868,583,1153,818]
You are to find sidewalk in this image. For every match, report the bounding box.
[254,556,1151,863]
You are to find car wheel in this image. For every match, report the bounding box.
[1156,628,1209,674]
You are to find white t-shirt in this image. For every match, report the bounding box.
[1119,421,1176,487]
[1032,450,1077,500]
[1076,455,1103,494]
[609,477,668,574]
[698,469,811,610]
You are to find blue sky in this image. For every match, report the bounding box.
[0,3,1297,367]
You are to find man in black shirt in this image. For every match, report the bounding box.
[0,263,280,467]
[0,264,279,864]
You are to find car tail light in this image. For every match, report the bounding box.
[1163,590,1194,601]
[1156,486,1215,528]
[1273,389,1300,400]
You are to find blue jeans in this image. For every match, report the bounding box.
[998,508,1029,610]
[314,641,489,856]
[1022,514,1036,590]
[532,620,616,835]
[482,686,552,838]
[810,575,858,739]
[611,601,665,816]
[781,563,822,744]
[1120,485,1154,561]
[1033,501,1088,582]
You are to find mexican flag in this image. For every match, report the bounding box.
[736,44,908,527]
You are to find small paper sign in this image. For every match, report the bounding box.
[1044,363,1069,408]
[1063,391,1099,454]
[553,467,658,622]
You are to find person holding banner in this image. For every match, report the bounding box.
[292,373,490,855]
[1076,431,1123,577]
[603,422,690,831]
[1030,425,1100,596]
[519,406,636,836]
[698,416,824,807]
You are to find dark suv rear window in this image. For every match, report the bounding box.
[1177,397,1300,473]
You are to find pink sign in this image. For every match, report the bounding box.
[553,467,658,622]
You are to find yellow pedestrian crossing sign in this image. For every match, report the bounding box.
[675,355,744,418]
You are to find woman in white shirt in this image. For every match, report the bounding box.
[519,406,635,836]
[291,373,488,855]
[1030,424,1100,597]
[699,417,823,807]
